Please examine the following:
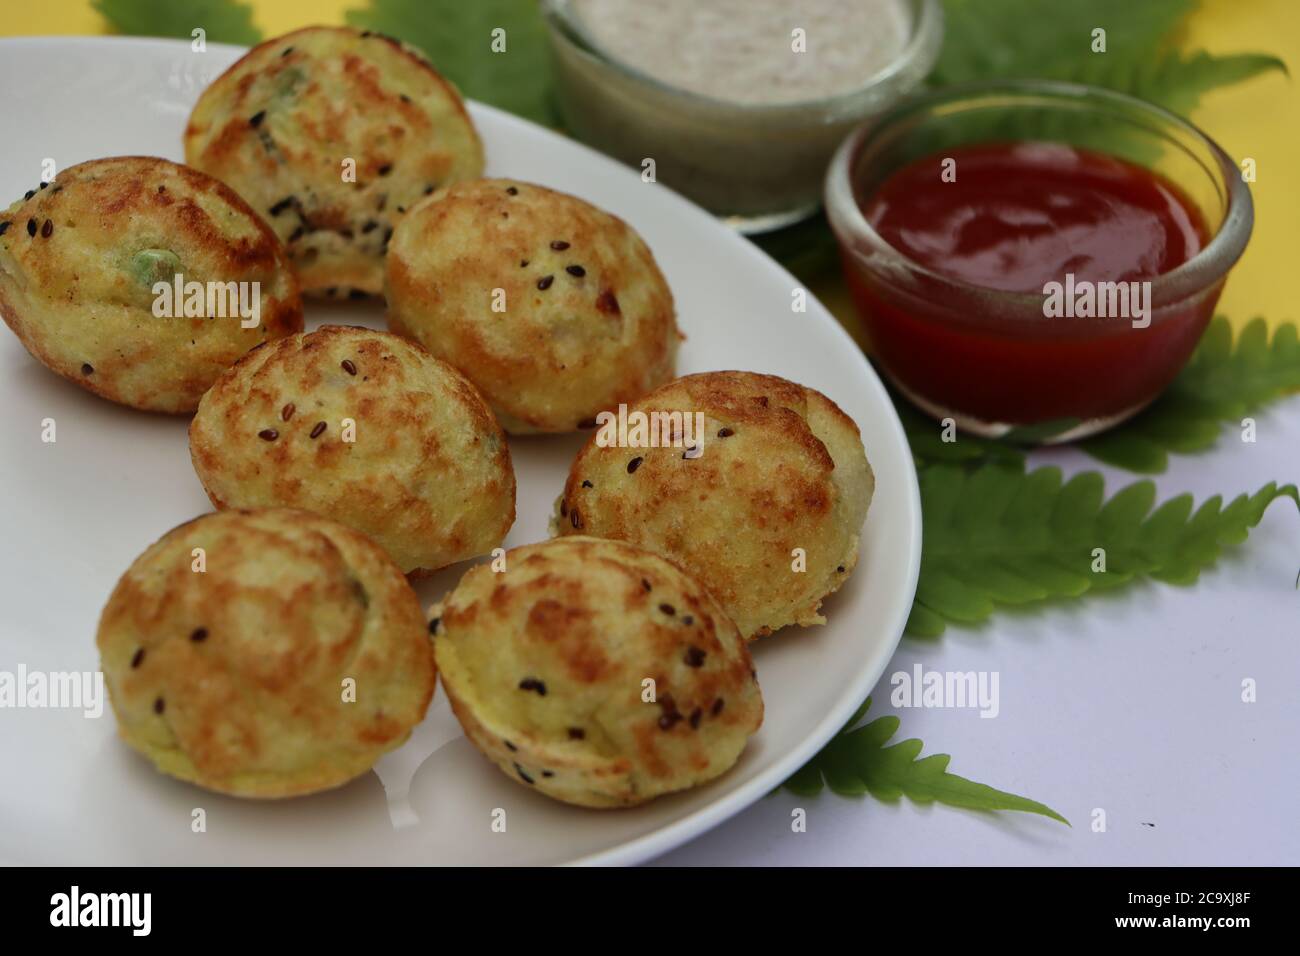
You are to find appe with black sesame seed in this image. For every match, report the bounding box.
[385,178,680,433]
[0,156,302,413]
[189,325,515,575]
[96,508,435,798]
[430,536,762,807]
[554,371,874,639]
[184,25,483,296]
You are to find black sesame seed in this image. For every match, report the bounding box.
[399,93,411,103]
[130,648,145,669]
[281,402,295,421]
[542,770,554,778]
[424,183,435,194]
[24,190,35,200]
[537,275,554,290]
[568,727,585,740]
[153,697,165,715]
[269,196,295,216]
[288,225,305,242]
[80,363,93,375]
[258,428,278,441]
[641,578,652,592]
[378,164,392,176]
[26,218,36,237]
[190,627,208,642]
[570,508,581,529]
[659,603,676,616]
[712,698,725,716]
[837,565,846,573]
[514,763,535,785]
[310,421,327,439]
[341,359,357,375]
[565,264,586,277]
[550,240,570,250]
[428,617,440,635]
[249,110,266,127]
[0,221,9,235]
[348,289,367,301]
[40,219,52,238]
[282,46,294,56]
[627,457,644,474]
[682,615,694,626]
[685,646,706,667]
[658,711,682,731]
[581,479,593,488]
[519,677,547,696]
[506,186,518,195]
[504,740,517,752]
[718,427,734,438]
[689,708,702,729]
[361,220,379,233]
[519,259,529,268]
[360,30,372,37]
[39,181,48,190]
[559,499,568,518]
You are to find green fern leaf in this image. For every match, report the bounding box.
[784,698,1068,824]
[93,0,261,45]
[346,0,557,125]
[1080,318,1300,473]
[911,464,1298,635]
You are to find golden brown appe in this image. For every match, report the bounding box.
[554,371,874,639]
[96,508,435,798]
[184,25,484,296]
[385,178,679,433]
[189,325,516,575]
[432,536,762,807]
[0,156,302,413]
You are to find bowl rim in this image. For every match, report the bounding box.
[540,0,944,115]
[824,78,1254,317]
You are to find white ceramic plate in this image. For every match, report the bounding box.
[0,37,921,866]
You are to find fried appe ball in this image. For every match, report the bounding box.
[189,325,515,575]
[385,179,679,433]
[96,508,436,798]
[0,156,302,412]
[184,25,484,296]
[554,371,874,639]
[431,536,762,807]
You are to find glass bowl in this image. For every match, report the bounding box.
[825,79,1254,440]
[541,0,944,233]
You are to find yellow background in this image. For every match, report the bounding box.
[4,0,1295,329]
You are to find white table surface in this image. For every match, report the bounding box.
[655,392,1300,865]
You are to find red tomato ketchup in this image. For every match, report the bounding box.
[844,142,1218,430]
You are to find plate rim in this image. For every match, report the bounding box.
[0,34,923,868]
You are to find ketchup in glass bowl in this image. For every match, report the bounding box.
[825,81,1253,440]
